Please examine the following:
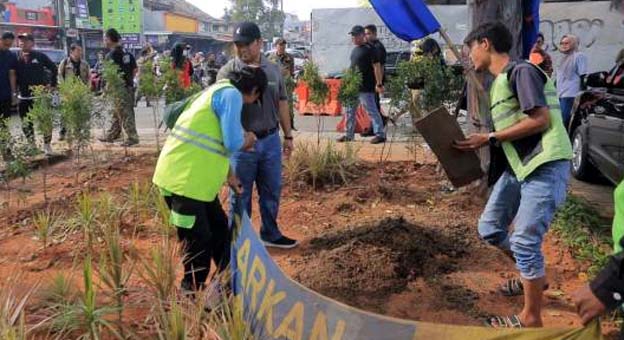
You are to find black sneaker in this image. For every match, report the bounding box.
[370,136,386,144]
[98,136,114,143]
[262,236,298,249]
[336,135,353,143]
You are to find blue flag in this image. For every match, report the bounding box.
[370,0,441,42]
[522,0,541,59]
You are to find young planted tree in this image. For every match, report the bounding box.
[138,60,164,151]
[32,209,61,249]
[301,61,329,145]
[101,60,129,156]
[26,85,58,202]
[58,75,94,158]
[159,57,187,106]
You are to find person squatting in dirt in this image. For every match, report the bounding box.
[454,22,573,328]
[217,21,298,249]
[98,28,140,147]
[152,66,266,301]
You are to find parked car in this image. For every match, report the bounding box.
[568,65,624,184]
[384,51,411,78]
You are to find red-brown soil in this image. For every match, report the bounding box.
[0,150,619,338]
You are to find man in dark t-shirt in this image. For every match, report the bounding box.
[0,31,17,161]
[99,28,139,146]
[365,24,389,129]
[338,25,386,144]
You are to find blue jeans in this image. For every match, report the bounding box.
[229,131,283,242]
[559,97,575,128]
[478,160,570,280]
[345,92,386,139]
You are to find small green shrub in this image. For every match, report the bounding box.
[301,62,328,106]
[338,68,362,108]
[58,75,94,154]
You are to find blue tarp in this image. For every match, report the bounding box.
[369,0,441,42]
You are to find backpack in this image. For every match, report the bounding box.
[161,91,203,130]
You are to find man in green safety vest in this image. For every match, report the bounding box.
[455,22,573,328]
[152,66,268,297]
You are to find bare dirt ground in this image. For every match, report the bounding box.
[0,146,619,338]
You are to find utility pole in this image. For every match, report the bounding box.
[56,0,67,52]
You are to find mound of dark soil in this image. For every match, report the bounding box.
[293,217,472,307]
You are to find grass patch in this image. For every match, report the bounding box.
[285,141,360,189]
[551,194,612,276]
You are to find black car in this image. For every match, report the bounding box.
[568,65,624,184]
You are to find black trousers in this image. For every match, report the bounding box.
[165,193,231,291]
[0,99,12,160]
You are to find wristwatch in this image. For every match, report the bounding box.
[376,84,383,88]
[284,135,294,140]
[488,132,500,147]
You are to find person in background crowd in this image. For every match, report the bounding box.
[364,24,389,129]
[0,31,17,161]
[267,38,296,131]
[572,180,624,339]
[556,34,588,127]
[58,43,89,140]
[217,22,298,249]
[337,25,386,144]
[192,51,205,86]
[98,28,139,146]
[135,47,154,107]
[456,22,572,329]
[206,52,219,86]
[152,66,264,301]
[171,42,193,89]
[15,33,57,155]
[529,33,553,77]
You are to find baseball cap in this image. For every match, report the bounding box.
[17,33,34,41]
[1,32,15,40]
[349,25,365,36]
[233,22,261,44]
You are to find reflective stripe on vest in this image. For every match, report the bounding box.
[490,63,573,180]
[152,80,234,202]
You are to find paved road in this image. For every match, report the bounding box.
[3,98,616,216]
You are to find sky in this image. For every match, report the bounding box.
[189,0,361,21]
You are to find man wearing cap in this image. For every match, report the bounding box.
[337,25,386,144]
[217,22,298,249]
[15,33,58,155]
[0,32,17,161]
[268,38,296,130]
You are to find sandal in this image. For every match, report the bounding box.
[484,315,523,328]
[499,278,549,297]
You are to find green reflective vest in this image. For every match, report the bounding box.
[152,80,233,202]
[613,181,624,253]
[490,63,573,181]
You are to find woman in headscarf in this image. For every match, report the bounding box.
[171,42,193,89]
[556,34,588,127]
